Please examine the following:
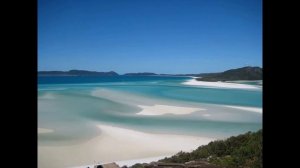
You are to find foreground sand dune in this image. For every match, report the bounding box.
[38,124,214,168]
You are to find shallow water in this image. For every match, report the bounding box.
[38,76,262,147]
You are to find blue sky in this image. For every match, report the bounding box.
[38,0,262,74]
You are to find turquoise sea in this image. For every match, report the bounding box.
[38,76,262,145]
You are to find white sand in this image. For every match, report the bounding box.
[202,114,211,117]
[224,105,262,113]
[182,79,259,89]
[38,128,54,134]
[136,104,206,116]
[115,155,172,167]
[73,155,172,168]
[39,124,214,168]
[187,76,199,79]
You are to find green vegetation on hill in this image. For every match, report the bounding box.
[159,130,262,168]
[197,66,262,81]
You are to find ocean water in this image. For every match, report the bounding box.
[38,76,262,144]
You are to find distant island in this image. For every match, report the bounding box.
[38,66,262,80]
[124,72,157,76]
[38,70,119,76]
[196,66,262,82]
[38,70,158,76]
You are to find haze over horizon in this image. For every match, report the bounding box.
[38,0,262,74]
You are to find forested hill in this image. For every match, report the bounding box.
[130,129,262,168]
[159,130,262,168]
[196,66,262,82]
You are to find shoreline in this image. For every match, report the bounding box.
[39,124,215,168]
[73,155,172,168]
[182,79,260,89]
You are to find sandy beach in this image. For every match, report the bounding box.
[38,124,214,168]
[224,105,262,113]
[73,155,172,168]
[182,79,260,89]
[136,104,206,115]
